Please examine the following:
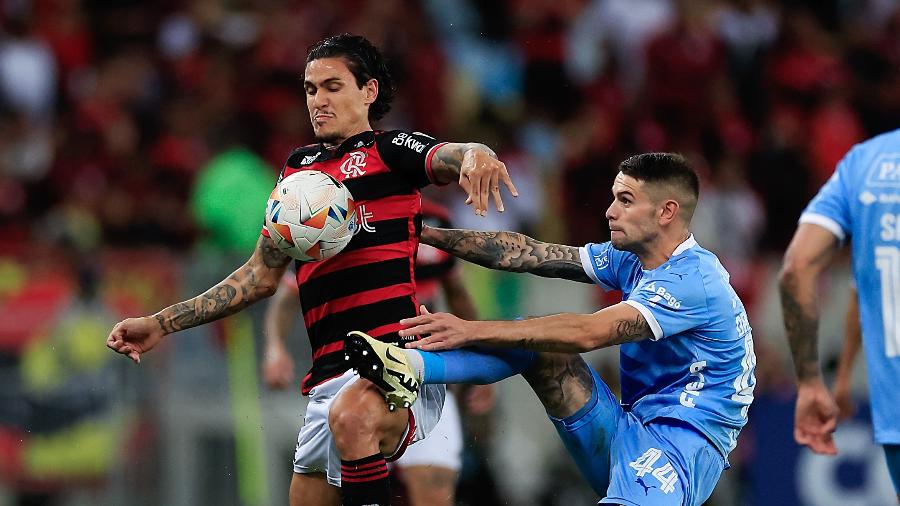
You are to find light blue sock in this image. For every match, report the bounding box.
[403,347,538,385]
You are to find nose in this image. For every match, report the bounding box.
[605,201,617,221]
[311,89,328,109]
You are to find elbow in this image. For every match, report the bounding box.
[778,254,808,293]
[257,278,280,299]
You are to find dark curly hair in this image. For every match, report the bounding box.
[306,34,395,122]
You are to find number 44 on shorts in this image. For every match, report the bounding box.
[628,448,679,494]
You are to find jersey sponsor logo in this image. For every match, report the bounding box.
[357,204,376,233]
[340,151,368,178]
[878,213,900,241]
[860,191,877,205]
[301,153,320,165]
[865,153,900,188]
[594,253,609,271]
[391,132,427,153]
[643,282,682,309]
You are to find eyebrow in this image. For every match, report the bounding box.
[304,77,344,87]
[613,189,635,198]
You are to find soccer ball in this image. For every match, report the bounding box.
[265,170,358,261]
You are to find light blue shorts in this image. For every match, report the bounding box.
[549,368,724,505]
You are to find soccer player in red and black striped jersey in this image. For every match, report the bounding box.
[105,34,517,506]
[262,198,480,506]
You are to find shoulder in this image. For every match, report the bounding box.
[284,144,324,169]
[375,129,437,153]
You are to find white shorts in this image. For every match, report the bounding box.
[293,369,446,486]
[395,391,462,472]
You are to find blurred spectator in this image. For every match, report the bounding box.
[0,16,57,123]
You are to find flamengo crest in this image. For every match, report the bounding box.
[340,151,368,178]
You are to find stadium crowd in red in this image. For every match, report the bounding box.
[1,0,898,261]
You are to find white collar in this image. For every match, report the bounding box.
[671,234,697,257]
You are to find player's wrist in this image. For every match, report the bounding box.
[152,314,172,336]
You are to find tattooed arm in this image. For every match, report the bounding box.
[421,226,593,283]
[154,235,292,333]
[778,223,841,383]
[778,222,842,455]
[402,302,652,353]
[429,143,518,216]
[107,235,291,363]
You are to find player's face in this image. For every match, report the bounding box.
[606,172,660,253]
[304,57,376,144]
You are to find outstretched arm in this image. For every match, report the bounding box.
[155,236,291,333]
[778,222,842,455]
[401,302,652,353]
[421,226,593,283]
[107,235,291,363]
[429,143,518,216]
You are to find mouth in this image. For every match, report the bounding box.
[313,113,333,125]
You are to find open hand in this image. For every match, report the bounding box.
[458,150,518,216]
[400,305,476,351]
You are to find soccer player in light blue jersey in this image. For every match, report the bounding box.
[346,153,757,505]
[779,128,900,501]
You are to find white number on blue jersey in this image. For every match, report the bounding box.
[651,463,679,494]
[628,448,662,477]
[629,448,679,494]
[680,360,707,408]
[875,246,900,357]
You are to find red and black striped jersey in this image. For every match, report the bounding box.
[414,199,455,304]
[263,129,447,394]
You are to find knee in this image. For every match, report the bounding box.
[329,392,381,442]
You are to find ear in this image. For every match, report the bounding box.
[363,78,378,106]
[658,199,680,226]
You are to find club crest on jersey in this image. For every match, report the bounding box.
[340,151,368,178]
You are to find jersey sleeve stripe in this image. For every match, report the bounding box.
[623,300,664,341]
[579,246,613,290]
[424,142,449,186]
[798,212,847,242]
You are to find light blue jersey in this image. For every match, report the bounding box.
[579,235,757,460]
[801,128,900,445]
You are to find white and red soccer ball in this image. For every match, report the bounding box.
[265,170,358,261]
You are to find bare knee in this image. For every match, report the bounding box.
[522,353,594,418]
[328,379,408,459]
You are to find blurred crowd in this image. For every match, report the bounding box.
[1,0,898,259]
[2,1,900,504]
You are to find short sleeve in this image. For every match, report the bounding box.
[623,271,709,341]
[799,149,855,242]
[578,241,639,291]
[375,130,447,188]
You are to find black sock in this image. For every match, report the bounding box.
[340,453,391,506]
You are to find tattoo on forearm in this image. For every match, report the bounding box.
[157,281,241,333]
[424,228,592,283]
[779,273,820,380]
[155,236,287,334]
[610,315,652,345]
